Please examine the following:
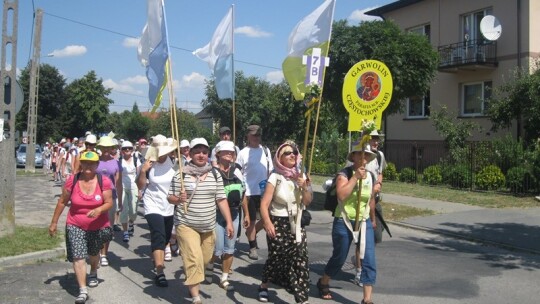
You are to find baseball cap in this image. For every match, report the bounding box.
[80,151,99,162]
[215,140,235,153]
[180,139,190,148]
[247,125,261,136]
[85,134,97,144]
[121,141,133,148]
[219,126,231,134]
[190,138,209,149]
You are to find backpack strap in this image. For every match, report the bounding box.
[69,172,103,200]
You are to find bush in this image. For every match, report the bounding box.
[383,162,399,181]
[506,166,536,194]
[310,160,339,175]
[399,167,416,183]
[445,164,472,189]
[475,165,505,190]
[423,165,442,185]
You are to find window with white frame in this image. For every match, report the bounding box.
[407,93,430,118]
[408,24,431,41]
[461,8,492,43]
[462,81,492,116]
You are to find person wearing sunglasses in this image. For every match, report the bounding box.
[257,141,312,304]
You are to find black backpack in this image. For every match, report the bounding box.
[324,167,376,216]
[324,166,354,216]
[218,164,243,209]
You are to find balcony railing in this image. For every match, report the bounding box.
[438,39,497,69]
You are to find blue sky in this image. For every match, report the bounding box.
[7,0,393,113]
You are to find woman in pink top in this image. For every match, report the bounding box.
[49,151,114,304]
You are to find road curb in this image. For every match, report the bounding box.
[391,220,540,256]
[0,246,65,268]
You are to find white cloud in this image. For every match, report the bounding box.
[49,45,87,58]
[348,7,383,24]
[123,37,140,48]
[103,78,143,95]
[235,26,272,38]
[266,70,284,84]
[122,75,148,85]
[179,72,206,89]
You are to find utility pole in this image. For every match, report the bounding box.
[25,8,43,172]
[0,0,19,237]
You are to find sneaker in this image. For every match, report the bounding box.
[128,223,134,236]
[88,273,99,288]
[354,271,363,287]
[154,273,168,287]
[74,292,89,304]
[100,255,109,267]
[164,246,172,262]
[248,248,259,260]
[113,224,122,231]
[123,231,130,242]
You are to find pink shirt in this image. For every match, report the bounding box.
[65,174,113,230]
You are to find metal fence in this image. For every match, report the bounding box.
[383,140,538,194]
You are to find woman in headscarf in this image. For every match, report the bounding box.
[167,138,234,304]
[49,151,114,304]
[257,141,312,304]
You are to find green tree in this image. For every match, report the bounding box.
[16,63,67,143]
[201,71,306,148]
[122,103,151,142]
[148,108,212,142]
[431,105,482,161]
[488,63,540,142]
[322,20,439,134]
[62,71,113,135]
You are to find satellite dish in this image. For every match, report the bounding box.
[480,15,502,41]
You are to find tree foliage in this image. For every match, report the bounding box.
[431,105,482,161]
[488,63,540,142]
[16,63,66,143]
[148,108,212,143]
[322,20,439,134]
[201,71,306,148]
[62,71,113,135]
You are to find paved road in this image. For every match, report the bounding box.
[1,174,539,303]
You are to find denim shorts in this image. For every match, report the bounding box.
[214,209,239,256]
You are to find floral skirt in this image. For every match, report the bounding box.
[262,215,309,303]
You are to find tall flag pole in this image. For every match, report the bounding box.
[282,0,336,174]
[193,6,235,139]
[138,0,185,197]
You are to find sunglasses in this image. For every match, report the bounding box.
[122,147,133,151]
[282,150,299,156]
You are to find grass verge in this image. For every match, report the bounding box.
[310,175,540,209]
[383,181,540,208]
[0,226,62,257]
[382,202,436,221]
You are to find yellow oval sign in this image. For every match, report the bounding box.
[342,60,393,131]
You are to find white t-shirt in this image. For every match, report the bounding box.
[143,157,175,216]
[121,156,139,190]
[267,172,307,217]
[236,145,273,196]
[366,150,387,179]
